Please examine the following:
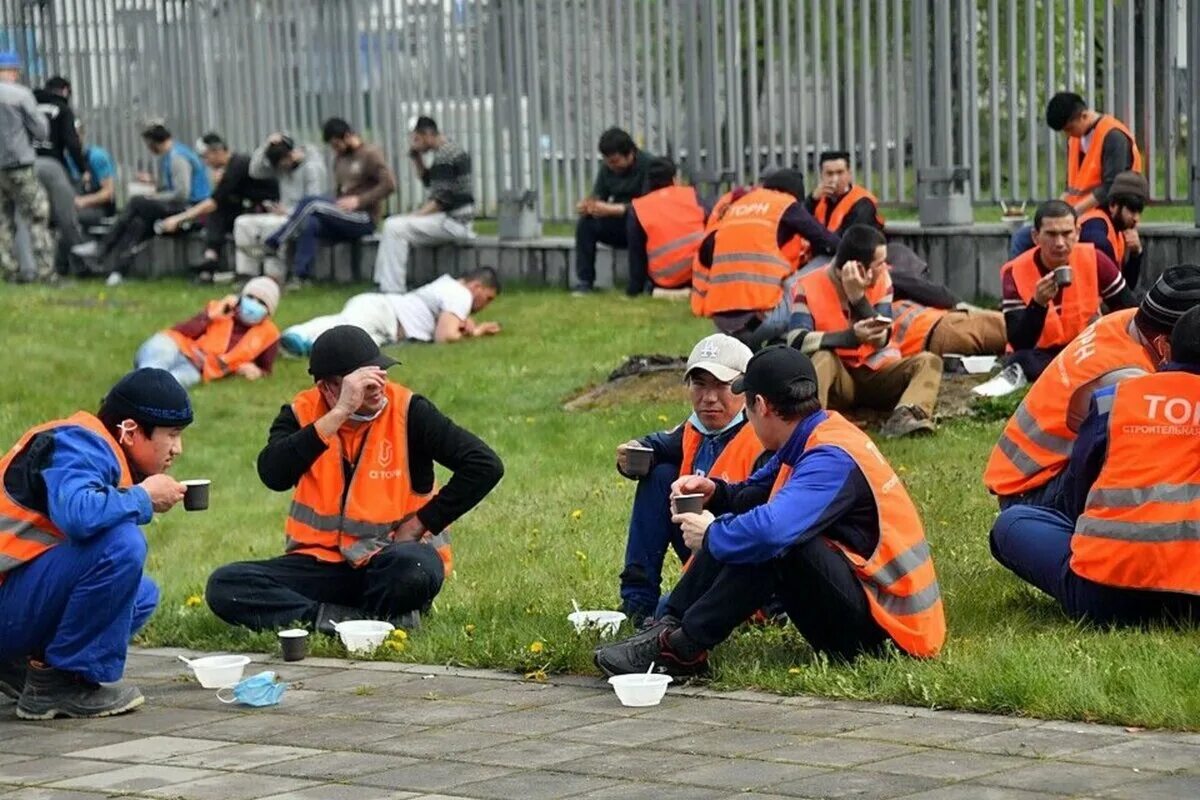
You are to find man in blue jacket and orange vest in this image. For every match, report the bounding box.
[990,306,1200,624]
[0,368,192,719]
[595,347,945,676]
[615,334,763,626]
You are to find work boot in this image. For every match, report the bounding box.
[315,602,372,636]
[16,662,144,720]
[393,609,421,631]
[881,405,937,439]
[594,615,707,678]
[0,659,27,701]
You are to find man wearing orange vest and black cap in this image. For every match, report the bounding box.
[205,325,503,634]
[983,265,1200,509]
[1078,170,1148,289]
[788,224,943,438]
[805,150,884,236]
[132,276,282,387]
[625,157,706,297]
[0,368,192,719]
[989,306,1200,625]
[977,200,1135,398]
[595,347,944,677]
[614,334,764,626]
[692,168,840,344]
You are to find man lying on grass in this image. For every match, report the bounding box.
[595,346,946,677]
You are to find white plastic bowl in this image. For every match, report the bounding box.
[608,673,672,707]
[960,355,998,374]
[568,610,627,637]
[333,620,394,654]
[184,655,251,688]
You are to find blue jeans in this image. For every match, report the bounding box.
[619,462,689,620]
[0,524,159,682]
[989,505,1200,625]
[266,195,375,279]
[1009,224,1035,259]
[134,332,201,387]
[996,466,1071,511]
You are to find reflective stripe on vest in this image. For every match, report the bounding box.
[983,308,1155,497]
[1002,245,1101,350]
[1078,208,1126,266]
[796,267,901,370]
[1070,372,1200,593]
[768,413,945,657]
[1065,116,1143,207]
[892,300,947,358]
[631,185,706,289]
[679,420,762,483]
[0,413,133,578]
[699,188,796,316]
[813,185,885,234]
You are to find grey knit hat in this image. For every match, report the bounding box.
[1137,265,1200,332]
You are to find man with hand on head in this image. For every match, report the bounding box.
[0,368,192,719]
[206,325,504,634]
[594,347,945,677]
[615,334,763,626]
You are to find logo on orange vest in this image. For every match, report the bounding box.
[726,202,771,217]
[1142,395,1200,426]
[378,440,393,468]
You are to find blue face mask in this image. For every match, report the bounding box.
[237,295,269,326]
[216,671,287,707]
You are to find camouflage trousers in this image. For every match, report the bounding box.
[0,165,55,282]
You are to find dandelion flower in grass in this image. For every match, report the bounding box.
[528,640,544,654]
[390,628,408,641]
[788,667,802,675]
[657,414,669,423]
[386,639,405,652]
[184,594,203,608]
[464,623,477,635]
[570,509,583,520]
[574,550,588,562]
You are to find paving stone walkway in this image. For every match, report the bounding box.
[1,647,1198,800]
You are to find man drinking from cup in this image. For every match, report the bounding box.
[0,369,192,719]
[614,334,764,627]
[976,200,1136,398]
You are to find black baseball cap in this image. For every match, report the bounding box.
[731,345,818,397]
[308,325,399,379]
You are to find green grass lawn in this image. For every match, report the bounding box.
[3,280,1199,729]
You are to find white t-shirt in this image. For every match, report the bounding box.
[385,275,473,342]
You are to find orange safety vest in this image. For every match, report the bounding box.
[698,188,797,317]
[630,185,706,289]
[1065,115,1143,207]
[983,308,1156,498]
[1078,207,1126,266]
[892,300,949,358]
[285,382,453,574]
[678,419,762,482]
[1070,372,1200,593]
[794,267,902,370]
[812,185,885,234]
[690,191,736,316]
[0,413,133,579]
[1001,244,1101,350]
[768,412,945,657]
[165,300,281,383]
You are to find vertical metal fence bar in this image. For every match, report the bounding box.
[875,0,887,198]
[1085,0,1095,105]
[778,0,791,170]
[859,1,871,187]
[1024,0,1036,200]
[1064,0,1074,91]
[933,0,951,167]
[797,0,809,181]
[1121,0,1134,133]
[987,0,999,201]
[826,0,839,148]
[728,0,741,181]
[1043,0,1055,197]
[1005,0,1018,199]
[1143,0,1156,199]
[640,1,651,156]
[844,0,856,173]
[810,0,822,157]
[1103,0,1114,114]
[571,0,585,203]
[1191,0,1200,220]
[762,0,776,169]
[1163,0,1177,200]
[525,0,542,209]
[744,0,757,179]
[892,0,904,200]
[967,0,979,198]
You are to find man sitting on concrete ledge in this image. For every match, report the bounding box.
[279,267,501,356]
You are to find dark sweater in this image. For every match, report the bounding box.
[32,90,86,169]
[334,142,397,222]
[256,395,503,535]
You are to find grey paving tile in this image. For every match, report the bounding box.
[869,750,1030,781]
[443,708,612,735]
[49,764,220,792]
[184,714,315,743]
[553,748,709,781]
[367,674,510,700]
[652,728,801,757]
[461,683,596,708]
[365,728,525,758]
[254,787,420,800]
[662,757,824,791]
[755,736,926,768]
[1099,773,1200,799]
[764,768,946,799]
[464,737,608,768]
[365,699,508,727]
[899,785,1068,799]
[953,725,1127,758]
[0,757,123,785]
[351,761,515,791]
[742,707,900,736]
[978,762,1149,795]
[1,727,138,756]
[554,717,712,747]
[576,781,728,800]
[162,743,326,771]
[450,770,620,800]
[290,669,429,693]
[844,717,1021,746]
[540,693,658,717]
[255,752,419,781]
[66,706,232,735]
[66,734,231,763]
[1066,737,1200,773]
[635,697,796,726]
[0,754,33,767]
[0,789,120,800]
[143,772,322,799]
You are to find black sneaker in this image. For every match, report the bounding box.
[594,616,708,678]
[0,659,26,701]
[16,663,144,720]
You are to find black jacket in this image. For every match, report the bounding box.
[32,90,86,170]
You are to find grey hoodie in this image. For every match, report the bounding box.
[249,142,327,209]
[0,81,50,169]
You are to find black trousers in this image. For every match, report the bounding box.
[666,538,889,661]
[100,195,187,273]
[574,214,629,287]
[205,542,445,632]
[1005,347,1062,381]
[202,203,247,268]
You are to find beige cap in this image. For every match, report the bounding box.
[685,333,753,384]
[241,276,281,316]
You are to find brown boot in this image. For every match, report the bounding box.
[881,405,936,439]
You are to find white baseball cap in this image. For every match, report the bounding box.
[685,333,753,384]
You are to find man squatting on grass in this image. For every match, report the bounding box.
[595,346,946,677]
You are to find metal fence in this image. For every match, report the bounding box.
[3,0,1198,224]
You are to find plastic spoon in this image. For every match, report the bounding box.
[571,599,581,614]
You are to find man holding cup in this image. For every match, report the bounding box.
[615,334,763,626]
[0,368,193,719]
[595,347,946,677]
[977,200,1136,398]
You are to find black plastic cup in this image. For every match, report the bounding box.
[279,629,309,662]
[673,493,705,514]
[624,446,653,477]
[182,480,210,512]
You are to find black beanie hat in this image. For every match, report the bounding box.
[100,368,194,428]
[1137,265,1200,333]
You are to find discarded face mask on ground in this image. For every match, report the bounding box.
[216,670,287,707]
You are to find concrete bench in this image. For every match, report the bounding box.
[407,236,630,290]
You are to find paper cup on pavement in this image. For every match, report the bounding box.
[624,445,653,477]
[673,493,705,515]
[182,480,211,511]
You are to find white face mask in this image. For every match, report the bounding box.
[348,397,388,422]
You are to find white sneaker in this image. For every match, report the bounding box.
[71,241,99,258]
[972,363,1027,397]
[104,271,123,287]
